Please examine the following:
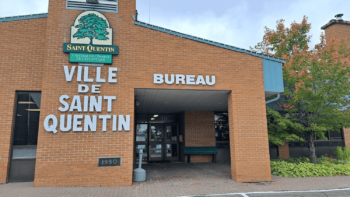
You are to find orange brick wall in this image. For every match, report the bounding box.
[343,128,350,148]
[0,18,46,184]
[33,0,137,187]
[324,24,350,46]
[0,0,273,185]
[228,81,271,182]
[184,111,216,162]
[278,141,290,159]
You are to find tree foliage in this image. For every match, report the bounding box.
[73,13,109,44]
[253,17,350,164]
[266,107,304,146]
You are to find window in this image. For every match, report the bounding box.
[329,130,343,140]
[66,0,118,13]
[13,92,41,146]
[136,124,147,142]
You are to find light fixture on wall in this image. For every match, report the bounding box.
[135,100,140,106]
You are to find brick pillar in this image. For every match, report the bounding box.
[343,128,350,148]
[228,91,271,183]
[278,141,290,159]
[185,111,216,163]
[0,93,16,184]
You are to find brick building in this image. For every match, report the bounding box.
[0,0,284,186]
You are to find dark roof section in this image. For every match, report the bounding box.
[0,13,48,22]
[134,20,285,63]
[321,19,350,30]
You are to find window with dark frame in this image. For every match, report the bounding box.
[13,92,41,146]
[289,129,344,147]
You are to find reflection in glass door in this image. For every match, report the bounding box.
[149,123,179,162]
[166,124,178,161]
[135,124,148,164]
[149,124,164,161]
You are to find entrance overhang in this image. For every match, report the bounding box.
[135,89,230,114]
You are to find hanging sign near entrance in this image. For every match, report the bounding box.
[63,11,119,64]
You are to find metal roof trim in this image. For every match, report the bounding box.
[134,20,285,63]
[0,13,48,22]
[321,20,350,30]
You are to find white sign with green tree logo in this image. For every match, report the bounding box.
[63,11,118,64]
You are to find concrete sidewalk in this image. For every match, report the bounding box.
[1,163,350,197]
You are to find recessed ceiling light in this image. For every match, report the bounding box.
[151,118,155,120]
[153,115,159,117]
[25,109,40,111]
[18,101,35,104]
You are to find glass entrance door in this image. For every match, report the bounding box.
[149,123,179,161]
[165,123,179,161]
[149,124,164,161]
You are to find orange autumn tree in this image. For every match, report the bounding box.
[253,17,350,164]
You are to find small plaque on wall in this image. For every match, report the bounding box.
[98,157,121,167]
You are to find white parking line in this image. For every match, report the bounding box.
[178,187,350,197]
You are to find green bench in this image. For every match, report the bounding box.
[184,146,218,163]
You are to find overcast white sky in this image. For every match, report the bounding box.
[1,0,349,49]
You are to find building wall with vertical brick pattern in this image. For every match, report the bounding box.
[185,111,216,162]
[0,18,46,184]
[324,24,350,46]
[0,0,274,186]
[343,128,350,148]
[278,141,290,159]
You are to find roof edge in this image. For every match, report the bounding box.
[321,19,350,30]
[134,20,285,64]
[0,13,48,23]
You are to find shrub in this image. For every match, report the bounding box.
[316,155,333,164]
[335,147,350,161]
[270,160,350,177]
[271,157,309,164]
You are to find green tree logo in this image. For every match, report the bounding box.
[73,13,109,44]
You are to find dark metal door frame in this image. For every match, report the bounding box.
[148,123,179,162]
[149,123,166,161]
[8,91,41,183]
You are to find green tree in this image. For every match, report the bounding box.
[73,13,109,44]
[253,17,350,164]
[266,107,304,146]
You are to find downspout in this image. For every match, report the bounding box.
[266,94,280,104]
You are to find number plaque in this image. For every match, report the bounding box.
[98,157,121,167]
